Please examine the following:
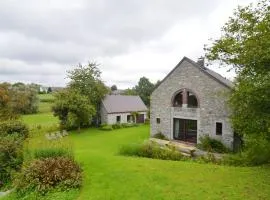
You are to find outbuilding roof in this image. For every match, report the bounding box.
[102,95,148,114]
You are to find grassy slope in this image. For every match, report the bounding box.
[21,94,58,127]
[69,126,270,200]
[7,98,270,200]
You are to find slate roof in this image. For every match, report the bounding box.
[154,57,233,91]
[102,95,148,114]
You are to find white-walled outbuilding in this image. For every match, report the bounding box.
[100,95,148,125]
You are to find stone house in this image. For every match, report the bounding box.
[100,95,148,124]
[150,57,234,148]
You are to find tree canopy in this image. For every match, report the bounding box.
[110,85,117,91]
[205,0,270,163]
[53,62,108,130]
[67,62,108,108]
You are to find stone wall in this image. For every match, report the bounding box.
[150,59,234,148]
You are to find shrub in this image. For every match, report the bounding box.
[32,147,73,160]
[224,135,270,166]
[100,125,113,131]
[0,134,24,184]
[153,132,169,140]
[122,123,137,128]
[112,123,122,129]
[197,135,230,153]
[0,120,29,139]
[14,157,82,195]
[119,141,184,161]
[144,119,150,124]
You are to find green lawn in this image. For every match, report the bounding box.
[38,93,55,101]
[6,124,270,200]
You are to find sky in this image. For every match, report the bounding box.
[0,0,255,89]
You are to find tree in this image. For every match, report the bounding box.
[134,77,155,106]
[205,0,270,163]
[47,87,52,93]
[123,88,137,96]
[52,89,96,131]
[67,62,108,109]
[205,0,270,77]
[111,85,117,91]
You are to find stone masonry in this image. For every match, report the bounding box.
[150,57,234,148]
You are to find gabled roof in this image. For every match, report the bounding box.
[154,57,233,91]
[102,95,148,114]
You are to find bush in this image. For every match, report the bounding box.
[100,125,113,131]
[122,123,137,128]
[0,134,24,184]
[32,147,73,160]
[197,135,230,153]
[112,123,122,129]
[144,119,150,124]
[224,135,270,166]
[0,120,29,139]
[153,132,169,140]
[14,157,82,195]
[119,141,185,161]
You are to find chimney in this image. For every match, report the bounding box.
[197,56,205,68]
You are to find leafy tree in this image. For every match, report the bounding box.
[0,83,17,120]
[205,0,270,163]
[52,89,96,131]
[47,87,52,93]
[67,62,108,109]
[111,85,117,91]
[134,77,155,106]
[124,88,137,96]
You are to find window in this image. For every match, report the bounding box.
[187,91,198,108]
[127,115,131,122]
[173,91,183,107]
[116,116,121,123]
[172,89,198,108]
[156,118,160,124]
[216,122,222,135]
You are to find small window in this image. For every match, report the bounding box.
[216,122,222,135]
[116,116,121,123]
[127,115,131,122]
[156,118,160,124]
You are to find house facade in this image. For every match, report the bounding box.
[101,95,148,124]
[150,57,234,148]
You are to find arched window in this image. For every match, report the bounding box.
[173,91,183,106]
[172,89,199,108]
[187,91,198,108]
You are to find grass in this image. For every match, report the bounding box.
[22,112,58,127]
[21,94,58,127]
[38,93,55,101]
[5,123,270,200]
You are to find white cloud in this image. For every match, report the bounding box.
[0,0,253,88]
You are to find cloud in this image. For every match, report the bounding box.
[0,0,253,88]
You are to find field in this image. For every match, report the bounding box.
[21,94,58,127]
[4,96,270,199]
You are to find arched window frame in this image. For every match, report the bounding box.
[171,88,200,108]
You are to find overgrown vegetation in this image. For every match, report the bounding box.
[119,141,185,161]
[0,120,29,186]
[197,135,230,153]
[14,157,82,196]
[205,0,270,165]
[0,82,39,119]
[100,123,138,131]
[152,132,169,140]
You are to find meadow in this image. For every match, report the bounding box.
[4,95,270,199]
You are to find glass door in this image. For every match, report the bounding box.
[173,118,197,143]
